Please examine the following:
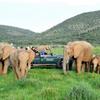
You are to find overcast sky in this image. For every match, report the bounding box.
[0,0,100,32]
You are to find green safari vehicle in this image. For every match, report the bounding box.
[31,53,63,68]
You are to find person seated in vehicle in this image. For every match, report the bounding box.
[40,50,48,57]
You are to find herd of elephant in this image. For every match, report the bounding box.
[0,41,100,80]
[0,43,53,79]
[63,41,100,74]
[0,43,36,79]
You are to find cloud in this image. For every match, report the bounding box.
[0,0,100,32]
[0,0,100,5]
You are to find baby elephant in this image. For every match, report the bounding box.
[10,49,35,79]
[91,55,100,74]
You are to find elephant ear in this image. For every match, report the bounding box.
[2,46,12,60]
[28,50,35,62]
[73,44,83,58]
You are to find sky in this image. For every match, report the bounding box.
[0,0,100,32]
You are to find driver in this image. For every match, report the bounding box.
[40,50,47,57]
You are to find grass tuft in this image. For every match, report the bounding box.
[66,82,99,100]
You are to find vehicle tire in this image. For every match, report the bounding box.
[57,59,63,69]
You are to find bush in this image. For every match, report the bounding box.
[89,76,100,89]
[40,87,58,100]
[65,82,98,100]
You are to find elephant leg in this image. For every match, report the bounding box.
[92,65,95,73]
[2,59,9,74]
[63,47,68,74]
[97,66,99,74]
[99,67,100,74]
[81,63,85,73]
[27,62,31,70]
[97,66,100,74]
[15,67,22,79]
[63,58,67,74]
[0,62,3,74]
[86,62,89,72]
[12,66,20,79]
[90,63,93,73]
[74,60,77,72]
[12,61,21,79]
[76,58,82,73]
[69,58,74,70]
[86,62,90,72]
[93,64,97,73]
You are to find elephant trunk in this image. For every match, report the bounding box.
[63,48,70,74]
[63,57,67,74]
[19,62,27,79]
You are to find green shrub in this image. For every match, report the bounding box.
[89,76,100,89]
[66,82,98,100]
[40,87,58,100]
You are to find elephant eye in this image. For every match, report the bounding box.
[27,63,28,66]
[19,68,21,72]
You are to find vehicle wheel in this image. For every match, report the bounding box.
[57,59,63,69]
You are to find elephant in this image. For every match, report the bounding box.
[34,45,52,55]
[0,42,14,74]
[10,48,35,79]
[63,41,93,74]
[91,55,100,74]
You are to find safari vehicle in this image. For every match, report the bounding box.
[31,53,63,68]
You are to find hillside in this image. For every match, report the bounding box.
[0,10,100,45]
[0,25,37,46]
[33,10,100,45]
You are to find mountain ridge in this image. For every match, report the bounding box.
[0,10,100,45]
[35,10,100,45]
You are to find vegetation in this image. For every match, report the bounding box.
[0,25,37,46]
[0,9,99,100]
[66,82,98,100]
[0,47,100,100]
[0,10,100,45]
[32,10,100,45]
